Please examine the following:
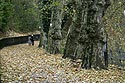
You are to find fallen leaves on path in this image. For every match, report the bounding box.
[0,43,125,83]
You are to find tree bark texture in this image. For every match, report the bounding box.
[63,0,110,69]
[47,0,63,54]
[62,0,83,59]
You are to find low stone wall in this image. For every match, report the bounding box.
[0,34,40,49]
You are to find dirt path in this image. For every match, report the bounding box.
[0,43,125,83]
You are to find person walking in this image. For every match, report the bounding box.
[31,35,34,45]
[28,35,32,46]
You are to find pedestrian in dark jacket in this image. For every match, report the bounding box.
[31,35,34,45]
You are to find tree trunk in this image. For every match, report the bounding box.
[80,0,110,69]
[62,0,83,59]
[63,0,110,69]
[38,26,46,48]
[47,0,63,54]
[38,0,51,48]
[38,31,43,48]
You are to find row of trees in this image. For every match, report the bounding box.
[1,0,124,69]
[38,0,111,69]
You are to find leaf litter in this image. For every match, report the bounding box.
[0,42,125,83]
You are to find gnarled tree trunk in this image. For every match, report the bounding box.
[63,0,110,69]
